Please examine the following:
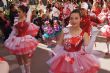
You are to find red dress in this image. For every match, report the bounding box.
[47,28,100,73]
[4,21,39,55]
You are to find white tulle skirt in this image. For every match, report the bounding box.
[4,35,38,55]
[47,47,100,73]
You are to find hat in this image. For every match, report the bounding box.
[0,7,3,12]
[81,2,88,10]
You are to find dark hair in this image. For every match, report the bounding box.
[70,9,82,17]
[18,5,29,13]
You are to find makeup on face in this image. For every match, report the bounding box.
[70,13,81,27]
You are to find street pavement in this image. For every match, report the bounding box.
[0,36,110,73]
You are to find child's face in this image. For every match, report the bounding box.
[80,8,87,16]
[70,13,81,28]
[55,2,59,8]
[18,8,26,18]
[94,2,99,7]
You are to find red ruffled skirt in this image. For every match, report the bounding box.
[4,35,38,55]
[47,48,100,73]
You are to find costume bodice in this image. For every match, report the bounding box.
[63,28,84,52]
[15,21,29,37]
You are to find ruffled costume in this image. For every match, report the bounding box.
[47,28,100,73]
[4,21,39,55]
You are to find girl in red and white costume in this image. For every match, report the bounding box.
[63,0,72,20]
[91,0,102,16]
[73,1,79,9]
[4,5,39,73]
[98,1,109,23]
[47,9,100,73]
[0,57,9,73]
[99,1,110,55]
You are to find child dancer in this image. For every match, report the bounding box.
[99,1,110,55]
[4,5,39,73]
[80,2,101,52]
[91,0,101,16]
[47,9,100,73]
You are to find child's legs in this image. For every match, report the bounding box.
[16,55,24,65]
[0,61,9,73]
[16,55,26,73]
[22,54,31,73]
[22,54,30,64]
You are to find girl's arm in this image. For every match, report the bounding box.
[56,30,64,45]
[52,31,64,54]
[37,43,56,55]
[8,26,17,37]
[83,32,90,46]
[83,32,91,53]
